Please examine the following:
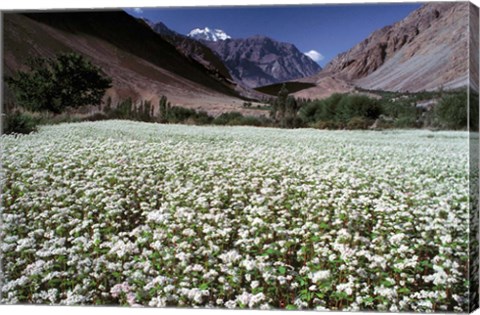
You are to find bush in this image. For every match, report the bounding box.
[83,112,108,122]
[230,116,263,127]
[313,93,343,122]
[371,119,394,130]
[346,116,372,130]
[213,112,271,127]
[213,112,244,125]
[41,113,82,125]
[381,100,417,119]
[337,95,382,123]
[300,94,381,127]
[469,90,479,131]
[394,116,419,129]
[312,120,340,130]
[109,98,134,120]
[3,111,39,134]
[192,111,214,125]
[281,116,304,129]
[435,92,468,130]
[166,106,213,124]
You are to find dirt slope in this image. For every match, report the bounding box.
[3,11,252,114]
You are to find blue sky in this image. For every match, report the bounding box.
[124,3,423,67]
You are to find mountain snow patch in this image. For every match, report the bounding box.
[188,27,231,41]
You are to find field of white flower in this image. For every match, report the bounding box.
[1,120,471,311]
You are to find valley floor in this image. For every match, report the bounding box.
[1,121,471,311]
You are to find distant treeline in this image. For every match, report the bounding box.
[256,85,475,131]
[297,89,474,130]
[4,86,477,135]
[97,96,272,127]
[4,88,476,135]
[3,95,275,134]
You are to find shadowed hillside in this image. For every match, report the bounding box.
[4,10,250,114]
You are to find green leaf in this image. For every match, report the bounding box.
[420,260,433,268]
[319,222,329,229]
[266,248,280,256]
[398,287,410,294]
[286,304,297,310]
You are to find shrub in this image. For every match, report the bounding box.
[381,100,417,119]
[83,112,108,122]
[394,116,419,129]
[165,106,213,124]
[213,112,244,125]
[300,94,381,126]
[109,98,134,120]
[346,116,372,130]
[213,112,271,127]
[337,95,382,123]
[3,111,39,134]
[312,120,340,130]
[435,92,468,130]
[191,111,214,125]
[281,116,304,129]
[313,93,343,122]
[298,101,319,124]
[469,90,479,131]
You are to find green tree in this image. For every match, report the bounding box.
[270,83,289,124]
[284,96,301,128]
[6,52,112,114]
[158,95,169,123]
[104,96,112,113]
[337,95,381,123]
[470,90,479,131]
[110,98,133,119]
[435,92,468,130]
[277,83,289,121]
[142,101,152,122]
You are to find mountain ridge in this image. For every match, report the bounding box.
[203,35,322,88]
[156,22,322,90]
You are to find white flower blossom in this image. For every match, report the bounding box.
[1,121,471,311]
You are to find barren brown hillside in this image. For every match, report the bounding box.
[325,2,471,92]
[3,11,267,116]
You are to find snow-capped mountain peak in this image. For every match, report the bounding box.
[187,27,231,41]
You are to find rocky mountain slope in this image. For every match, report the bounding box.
[3,11,251,115]
[277,2,475,100]
[324,2,472,92]
[470,3,479,92]
[148,21,234,87]
[198,33,322,88]
[147,21,264,100]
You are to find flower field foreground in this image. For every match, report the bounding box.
[1,120,470,311]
